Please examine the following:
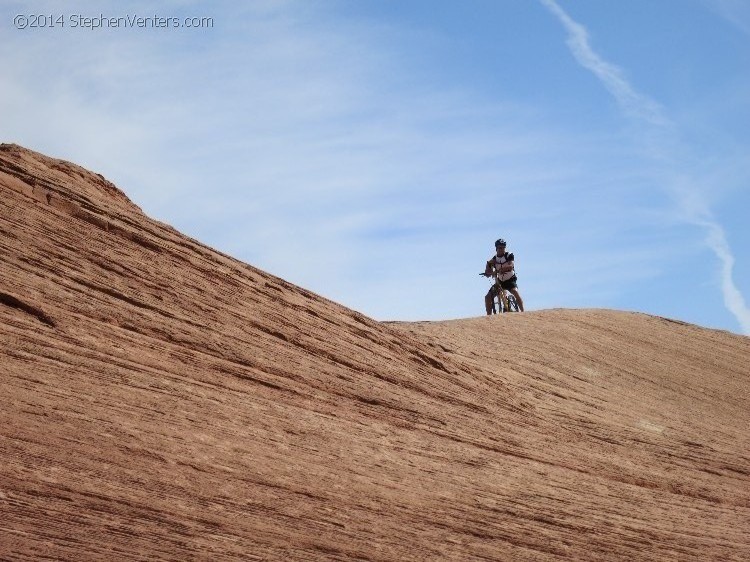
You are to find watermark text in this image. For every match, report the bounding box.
[13,14,214,30]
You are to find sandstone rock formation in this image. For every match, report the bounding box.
[1,144,748,560]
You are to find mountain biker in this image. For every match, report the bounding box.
[483,238,524,314]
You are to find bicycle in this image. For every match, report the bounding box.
[480,273,520,313]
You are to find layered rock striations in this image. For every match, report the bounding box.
[1,144,749,560]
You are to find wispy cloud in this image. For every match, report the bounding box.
[540,0,750,334]
[0,2,577,316]
[705,0,750,35]
[3,2,616,316]
[699,219,750,333]
[539,0,669,128]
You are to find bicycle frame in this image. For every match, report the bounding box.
[481,273,519,314]
[493,280,515,313]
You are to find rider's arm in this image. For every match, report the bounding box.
[484,260,494,277]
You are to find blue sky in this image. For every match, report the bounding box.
[2,0,749,334]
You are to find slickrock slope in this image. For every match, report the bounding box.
[1,143,749,561]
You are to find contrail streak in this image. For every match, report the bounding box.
[541,0,750,334]
[698,218,750,334]
[539,0,668,127]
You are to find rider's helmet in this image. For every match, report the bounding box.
[495,238,507,248]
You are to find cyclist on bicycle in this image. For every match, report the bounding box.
[483,238,524,314]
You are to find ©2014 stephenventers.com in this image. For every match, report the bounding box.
[12,13,214,30]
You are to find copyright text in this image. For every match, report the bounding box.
[13,14,214,30]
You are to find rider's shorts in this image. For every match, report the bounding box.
[486,276,518,298]
[497,275,518,291]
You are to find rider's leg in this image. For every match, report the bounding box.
[485,289,495,315]
[509,288,524,312]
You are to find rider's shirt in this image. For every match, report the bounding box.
[490,252,515,282]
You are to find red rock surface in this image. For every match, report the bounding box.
[1,143,749,561]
